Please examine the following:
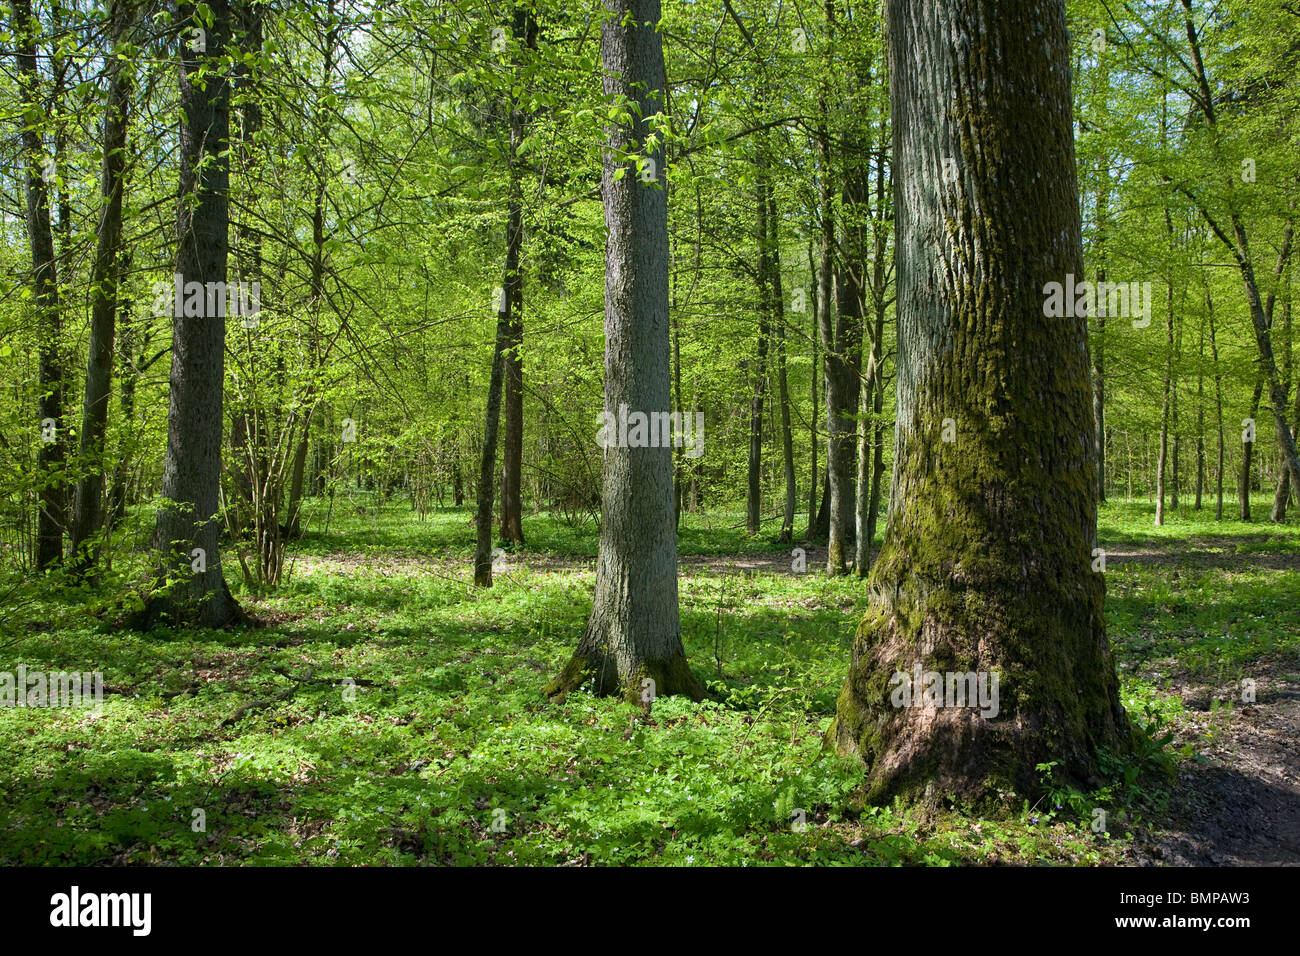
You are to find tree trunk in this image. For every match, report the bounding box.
[546,0,702,704]
[1271,281,1292,522]
[769,193,796,544]
[808,245,819,537]
[1178,2,1300,498]
[473,325,507,587]
[1195,313,1205,510]
[1208,283,1224,519]
[70,18,132,571]
[149,0,241,627]
[864,125,890,564]
[1241,379,1263,521]
[109,284,137,528]
[1092,62,1110,504]
[829,0,1127,805]
[14,0,67,570]
[1156,203,1174,526]
[816,0,851,569]
[500,4,536,547]
[1093,268,1106,504]
[747,177,771,535]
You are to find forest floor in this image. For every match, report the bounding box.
[0,496,1296,866]
[1103,532,1300,865]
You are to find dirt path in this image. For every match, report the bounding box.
[1129,663,1300,865]
[1106,534,1300,864]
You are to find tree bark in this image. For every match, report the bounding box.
[747,176,771,535]
[546,0,702,704]
[70,10,133,571]
[829,0,1127,805]
[1271,281,1292,522]
[808,245,820,538]
[473,323,507,587]
[1156,258,1173,526]
[13,0,67,570]
[861,95,891,573]
[149,0,241,627]
[1195,312,1205,510]
[1240,379,1263,521]
[769,193,796,544]
[818,0,858,573]
[1207,283,1224,519]
[500,3,537,547]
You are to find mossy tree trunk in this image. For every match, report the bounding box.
[828,0,1128,806]
[546,0,703,705]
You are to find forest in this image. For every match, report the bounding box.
[0,0,1297,875]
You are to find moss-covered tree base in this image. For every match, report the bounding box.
[826,569,1130,810]
[545,634,706,706]
[131,580,244,631]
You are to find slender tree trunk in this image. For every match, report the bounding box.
[71,13,132,571]
[864,122,890,565]
[473,323,507,587]
[14,0,67,570]
[1241,379,1263,521]
[673,298,684,526]
[1271,280,1292,522]
[1156,200,1173,526]
[546,0,702,703]
[816,0,851,569]
[149,0,241,626]
[500,4,537,547]
[1094,269,1106,504]
[1172,320,1181,511]
[109,279,137,527]
[769,193,796,544]
[1208,283,1224,519]
[1179,3,1300,496]
[1195,313,1205,510]
[808,245,820,537]
[1092,64,1109,504]
[830,0,1127,803]
[747,176,771,535]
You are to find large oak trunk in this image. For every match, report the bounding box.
[829,0,1128,805]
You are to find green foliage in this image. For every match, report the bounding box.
[4,499,1292,865]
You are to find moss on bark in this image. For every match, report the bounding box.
[828,0,1131,810]
[545,633,706,706]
